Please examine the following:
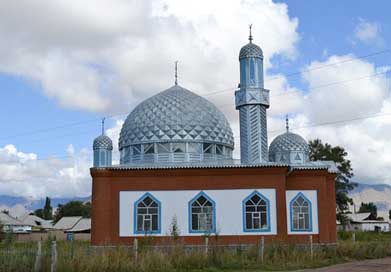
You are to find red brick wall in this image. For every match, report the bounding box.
[91,167,336,246]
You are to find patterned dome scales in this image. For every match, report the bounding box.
[119,85,234,150]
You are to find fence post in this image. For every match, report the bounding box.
[309,235,313,259]
[204,237,209,255]
[352,232,356,243]
[258,236,264,264]
[33,240,42,272]
[133,238,138,264]
[50,241,57,272]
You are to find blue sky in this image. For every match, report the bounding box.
[0,0,389,199]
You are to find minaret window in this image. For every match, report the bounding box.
[134,193,161,234]
[249,58,255,85]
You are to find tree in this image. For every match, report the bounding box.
[309,139,356,223]
[53,201,91,223]
[389,210,391,221]
[358,202,377,220]
[43,197,53,220]
[33,209,44,218]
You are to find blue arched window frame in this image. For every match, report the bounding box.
[188,191,216,234]
[134,192,161,234]
[289,192,312,232]
[242,191,271,232]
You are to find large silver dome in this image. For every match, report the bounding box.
[269,132,309,164]
[119,85,234,164]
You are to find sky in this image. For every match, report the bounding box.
[0,0,390,199]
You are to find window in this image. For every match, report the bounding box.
[157,143,170,153]
[203,143,214,154]
[290,193,312,232]
[172,142,186,153]
[134,193,161,234]
[189,192,215,233]
[249,58,255,85]
[216,145,224,155]
[132,145,141,155]
[243,191,270,232]
[144,143,155,154]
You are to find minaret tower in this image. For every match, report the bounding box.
[235,25,270,164]
[93,118,113,167]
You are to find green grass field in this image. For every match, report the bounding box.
[1,231,391,272]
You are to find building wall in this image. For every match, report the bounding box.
[120,189,277,237]
[91,167,336,245]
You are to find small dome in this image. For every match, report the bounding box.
[269,132,309,164]
[93,135,113,150]
[239,42,263,60]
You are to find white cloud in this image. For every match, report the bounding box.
[354,18,382,45]
[284,55,391,185]
[0,144,91,199]
[0,0,299,114]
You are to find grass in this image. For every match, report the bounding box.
[1,231,391,271]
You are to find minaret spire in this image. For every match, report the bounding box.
[101,117,105,135]
[174,61,178,85]
[249,24,253,43]
[285,115,289,132]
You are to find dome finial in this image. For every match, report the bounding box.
[174,60,179,85]
[285,115,289,132]
[101,117,105,135]
[249,24,253,43]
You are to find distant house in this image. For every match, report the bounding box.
[0,212,32,233]
[19,214,53,231]
[65,218,91,233]
[53,216,90,232]
[338,212,390,232]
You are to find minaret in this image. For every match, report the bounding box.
[93,118,113,167]
[235,26,270,164]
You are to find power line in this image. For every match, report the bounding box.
[0,50,389,141]
[31,111,391,162]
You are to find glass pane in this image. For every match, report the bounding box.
[192,207,201,213]
[261,212,267,228]
[132,145,141,155]
[246,213,252,229]
[192,214,198,230]
[144,219,151,231]
[137,215,143,231]
[251,194,261,204]
[253,218,260,229]
[143,197,152,206]
[246,206,255,212]
[144,143,155,154]
[203,143,214,154]
[152,215,158,231]
[172,142,185,153]
[148,208,158,214]
[197,196,207,205]
[216,145,223,155]
[137,208,147,214]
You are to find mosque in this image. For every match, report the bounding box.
[90,29,337,246]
